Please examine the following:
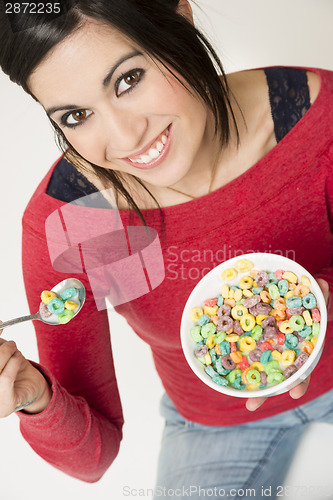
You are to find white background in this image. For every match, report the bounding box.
[0,1,333,499]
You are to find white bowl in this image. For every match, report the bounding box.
[180,253,327,398]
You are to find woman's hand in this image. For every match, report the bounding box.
[0,326,52,417]
[246,278,330,412]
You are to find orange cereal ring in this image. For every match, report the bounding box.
[260,290,271,303]
[274,297,286,310]
[211,315,219,326]
[230,351,243,364]
[241,367,251,385]
[294,284,310,298]
[270,308,286,321]
[224,298,236,307]
[301,341,314,355]
[215,344,221,355]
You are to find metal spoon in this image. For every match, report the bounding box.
[0,278,86,330]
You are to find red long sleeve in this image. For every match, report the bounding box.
[17,215,124,482]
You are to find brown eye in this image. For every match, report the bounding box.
[124,72,139,86]
[64,109,93,128]
[117,69,144,96]
[72,110,87,122]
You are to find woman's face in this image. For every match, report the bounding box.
[28,19,215,189]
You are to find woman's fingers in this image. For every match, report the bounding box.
[289,375,311,399]
[246,396,267,411]
[0,340,18,373]
[316,278,329,305]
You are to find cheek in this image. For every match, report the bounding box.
[66,130,105,163]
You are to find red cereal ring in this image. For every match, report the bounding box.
[260,341,274,352]
[278,332,285,345]
[204,298,218,307]
[230,342,237,352]
[311,308,321,322]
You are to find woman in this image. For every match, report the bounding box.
[0,0,332,497]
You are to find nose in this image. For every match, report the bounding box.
[100,105,148,158]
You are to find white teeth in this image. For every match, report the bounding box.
[128,127,170,164]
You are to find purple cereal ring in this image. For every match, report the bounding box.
[283,365,298,379]
[249,305,259,316]
[294,352,310,369]
[218,304,231,317]
[243,295,261,309]
[249,348,262,363]
[233,320,244,335]
[195,345,209,358]
[217,315,234,332]
[287,307,305,316]
[261,316,276,328]
[256,303,272,315]
[221,354,236,370]
[39,301,53,319]
[260,371,267,385]
[274,345,284,353]
[256,271,269,287]
[264,326,279,341]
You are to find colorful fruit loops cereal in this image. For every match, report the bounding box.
[189,259,321,391]
[40,287,79,324]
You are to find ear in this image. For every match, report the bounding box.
[177,0,194,24]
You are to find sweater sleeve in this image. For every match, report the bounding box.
[17,213,124,482]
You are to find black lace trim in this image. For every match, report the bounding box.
[264,67,311,143]
[47,67,312,203]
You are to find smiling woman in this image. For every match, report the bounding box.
[1,1,333,499]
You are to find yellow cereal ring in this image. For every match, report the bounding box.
[279,320,294,334]
[284,290,295,299]
[221,284,229,299]
[301,275,311,286]
[41,290,57,304]
[231,305,248,320]
[64,300,78,310]
[234,259,254,273]
[221,268,238,281]
[204,353,212,365]
[239,335,256,352]
[249,269,259,278]
[228,289,235,299]
[302,310,313,326]
[239,276,254,290]
[250,362,265,372]
[311,336,318,347]
[255,314,268,325]
[206,335,216,349]
[190,307,204,321]
[225,334,240,342]
[282,271,298,284]
[281,350,296,367]
[247,383,261,391]
[204,305,218,316]
[240,313,256,331]
[243,289,254,298]
[271,350,282,361]
[234,288,243,301]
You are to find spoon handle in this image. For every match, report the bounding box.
[0,313,40,330]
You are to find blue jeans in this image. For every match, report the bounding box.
[154,391,333,499]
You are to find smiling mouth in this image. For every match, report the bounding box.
[122,125,171,169]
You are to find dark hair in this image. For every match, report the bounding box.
[0,0,239,224]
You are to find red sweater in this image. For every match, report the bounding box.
[18,66,333,482]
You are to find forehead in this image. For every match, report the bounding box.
[28,19,141,102]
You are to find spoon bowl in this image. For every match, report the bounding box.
[0,278,86,330]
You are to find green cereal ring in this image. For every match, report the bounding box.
[267,371,285,385]
[285,333,299,349]
[260,350,272,364]
[226,369,242,384]
[234,377,246,390]
[216,358,230,376]
[246,369,261,384]
[305,334,313,341]
[264,360,280,375]
[58,309,75,324]
[268,284,280,299]
[214,331,226,344]
[204,365,216,378]
[252,287,263,294]
[212,374,228,386]
[191,326,203,342]
[298,326,312,337]
[289,315,305,332]
[312,322,320,336]
[251,325,263,341]
[201,323,216,338]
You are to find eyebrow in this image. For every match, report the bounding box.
[46,50,142,116]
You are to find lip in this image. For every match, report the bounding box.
[121,124,172,170]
